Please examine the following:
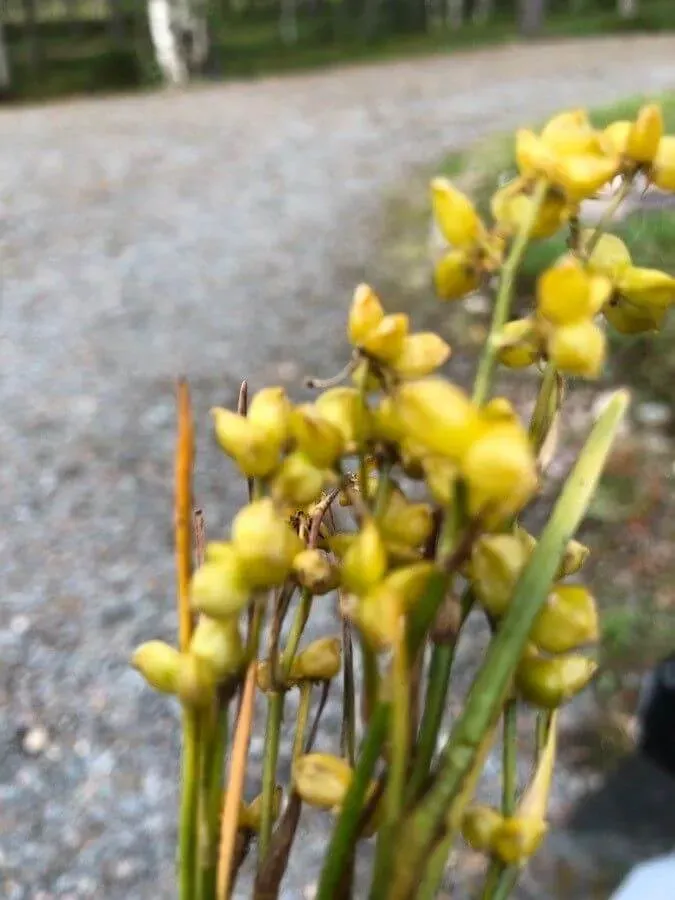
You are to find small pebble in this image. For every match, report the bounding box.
[22,726,49,757]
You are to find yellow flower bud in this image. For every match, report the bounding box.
[327,533,355,559]
[496,318,540,369]
[530,584,599,655]
[653,135,675,191]
[379,488,433,549]
[371,395,405,444]
[515,129,559,180]
[537,260,610,325]
[239,787,283,832]
[348,584,400,651]
[315,387,369,452]
[177,653,216,708]
[393,378,480,461]
[132,641,180,694]
[462,422,538,520]
[348,283,384,346]
[341,520,388,596]
[462,805,504,853]
[290,404,345,468]
[247,386,291,448]
[583,231,632,278]
[491,179,570,240]
[360,313,409,363]
[190,552,251,620]
[492,816,548,865]
[540,109,599,155]
[601,120,631,156]
[604,300,667,334]
[351,359,382,393]
[392,333,451,379]
[272,451,329,507]
[189,616,244,680]
[626,103,663,165]
[232,499,304,589]
[555,153,619,202]
[292,548,340,595]
[211,408,280,478]
[516,651,598,709]
[482,397,518,424]
[431,177,485,249]
[557,539,590,577]
[290,636,341,682]
[256,659,273,693]
[547,319,606,379]
[422,455,458,506]
[384,561,437,612]
[470,534,531,619]
[292,753,353,810]
[435,250,481,300]
[616,266,675,310]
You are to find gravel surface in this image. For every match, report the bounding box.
[3,35,675,899]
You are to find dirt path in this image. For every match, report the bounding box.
[2,35,675,899]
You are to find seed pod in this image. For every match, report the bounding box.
[392,333,451,380]
[530,584,598,655]
[463,420,538,520]
[341,520,388,597]
[496,318,540,369]
[384,562,437,613]
[272,451,329,507]
[190,550,251,620]
[537,260,610,325]
[583,230,632,279]
[470,534,531,619]
[256,659,274,693]
[247,386,291,448]
[422,455,459,506]
[435,250,481,301]
[492,816,548,865]
[232,499,303,589]
[292,549,340,595]
[371,395,404,444]
[177,653,216,709]
[189,616,244,681]
[616,266,675,310]
[462,805,503,853]
[348,283,385,346]
[516,651,597,709]
[239,786,283,832]
[393,378,480,461]
[547,319,606,379]
[290,637,341,682]
[602,120,631,156]
[292,753,353,810]
[350,565,433,652]
[360,314,409,363]
[379,488,433,549]
[557,538,590,577]
[211,409,280,478]
[290,404,345,468]
[315,387,370,453]
[626,103,663,164]
[132,641,180,695]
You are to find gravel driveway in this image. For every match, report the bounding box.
[3,35,675,900]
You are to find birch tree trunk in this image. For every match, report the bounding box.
[518,0,546,36]
[446,0,464,30]
[472,0,494,25]
[147,0,209,86]
[618,0,638,19]
[0,25,10,93]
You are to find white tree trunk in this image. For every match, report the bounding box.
[280,0,299,45]
[618,0,638,19]
[0,25,10,92]
[446,0,464,29]
[147,0,209,86]
[518,0,546,36]
[472,0,494,25]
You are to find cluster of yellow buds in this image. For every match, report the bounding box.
[470,527,598,708]
[434,104,675,380]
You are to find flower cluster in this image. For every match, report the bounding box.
[129,101,675,900]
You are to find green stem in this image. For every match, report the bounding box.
[179,708,201,900]
[583,176,633,258]
[416,832,455,900]
[361,639,379,723]
[487,864,521,900]
[528,363,559,456]
[293,683,312,765]
[281,588,313,678]
[501,699,518,817]
[388,390,629,900]
[259,692,284,863]
[315,705,389,900]
[472,178,549,407]
[341,618,357,766]
[198,704,229,900]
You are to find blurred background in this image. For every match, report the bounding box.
[2,3,675,900]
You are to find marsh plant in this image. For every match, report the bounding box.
[132,103,675,899]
